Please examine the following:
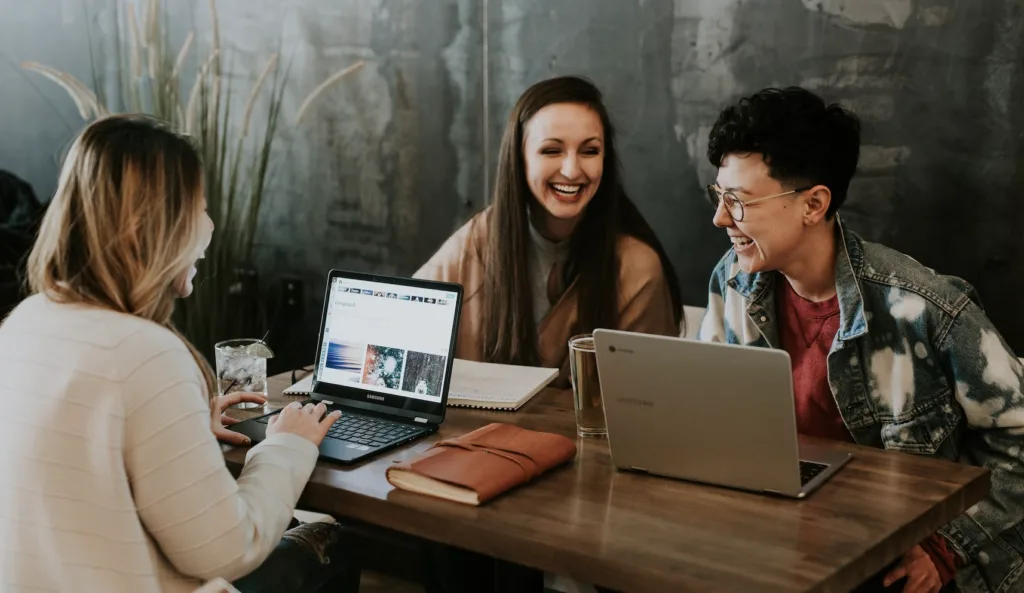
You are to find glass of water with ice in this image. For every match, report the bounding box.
[214,338,273,409]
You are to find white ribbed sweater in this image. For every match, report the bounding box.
[0,295,318,592]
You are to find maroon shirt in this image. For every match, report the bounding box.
[775,278,849,442]
[776,278,958,584]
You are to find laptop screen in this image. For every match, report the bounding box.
[313,275,459,411]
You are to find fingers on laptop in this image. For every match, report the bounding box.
[277,400,336,420]
[320,409,342,432]
[308,402,342,432]
[214,427,250,446]
[269,402,299,427]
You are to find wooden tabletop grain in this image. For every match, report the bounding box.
[222,372,989,593]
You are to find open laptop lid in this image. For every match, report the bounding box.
[592,329,805,494]
[309,269,463,425]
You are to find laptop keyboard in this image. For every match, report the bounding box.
[799,460,829,485]
[254,405,425,449]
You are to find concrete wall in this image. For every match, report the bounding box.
[0,0,114,201]
[2,0,1022,356]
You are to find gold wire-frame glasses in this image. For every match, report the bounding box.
[705,184,812,221]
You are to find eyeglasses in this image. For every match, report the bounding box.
[706,184,812,222]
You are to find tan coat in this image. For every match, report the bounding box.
[414,208,679,386]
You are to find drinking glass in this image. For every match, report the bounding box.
[568,334,606,437]
[214,338,269,409]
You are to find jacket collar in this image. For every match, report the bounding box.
[727,215,869,342]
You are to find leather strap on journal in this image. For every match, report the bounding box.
[429,439,542,482]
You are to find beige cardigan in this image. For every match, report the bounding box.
[0,295,318,593]
[414,208,678,385]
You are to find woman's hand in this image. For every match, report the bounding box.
[267,401,342,446]
[211,392,267,445]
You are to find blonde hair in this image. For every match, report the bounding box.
[27,114,217,396]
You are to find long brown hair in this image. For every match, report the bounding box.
[26,114,217,395]
[482,75,682,366]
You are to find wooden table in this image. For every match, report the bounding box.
[223,372,989,593]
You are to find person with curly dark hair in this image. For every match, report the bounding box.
[699,87,1024,593]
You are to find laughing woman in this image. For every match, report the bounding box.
[415,75,682,385]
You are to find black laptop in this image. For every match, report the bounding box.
[229,269,463,464]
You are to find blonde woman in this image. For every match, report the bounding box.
[0,115,351,593]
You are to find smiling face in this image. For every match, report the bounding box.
[712,153,810,274]
[522,102,604,238]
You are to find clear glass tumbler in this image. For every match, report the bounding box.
[214,338,269,409]
[568,334,606,438]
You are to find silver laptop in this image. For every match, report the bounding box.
[592,329,851,498]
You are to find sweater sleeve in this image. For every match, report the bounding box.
[121,337,318,582]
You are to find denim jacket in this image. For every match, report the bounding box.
[697,218,1024,593]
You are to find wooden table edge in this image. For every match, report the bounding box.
[220,372,993,592]
[223,449,989,593]
[810,468,989,593]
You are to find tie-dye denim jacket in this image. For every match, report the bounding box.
[698,218,1024,593]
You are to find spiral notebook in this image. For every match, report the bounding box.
[446,359,559,411]
[282,359,558,411]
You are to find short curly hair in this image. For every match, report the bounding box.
[707,87,861,219]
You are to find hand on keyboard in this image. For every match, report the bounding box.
[267,401,343,446]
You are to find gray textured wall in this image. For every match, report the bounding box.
[0,0,114,201]
[2,0,1022,357]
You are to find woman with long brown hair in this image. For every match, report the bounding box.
[415,75,679,593]
[0,114,351,593]
[416,75,682,385]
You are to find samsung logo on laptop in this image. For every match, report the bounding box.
[617,397,654,408]
[366,393,385,401]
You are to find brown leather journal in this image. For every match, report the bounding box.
[385,423,577,505]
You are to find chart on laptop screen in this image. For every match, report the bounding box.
[315,278,458,403]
